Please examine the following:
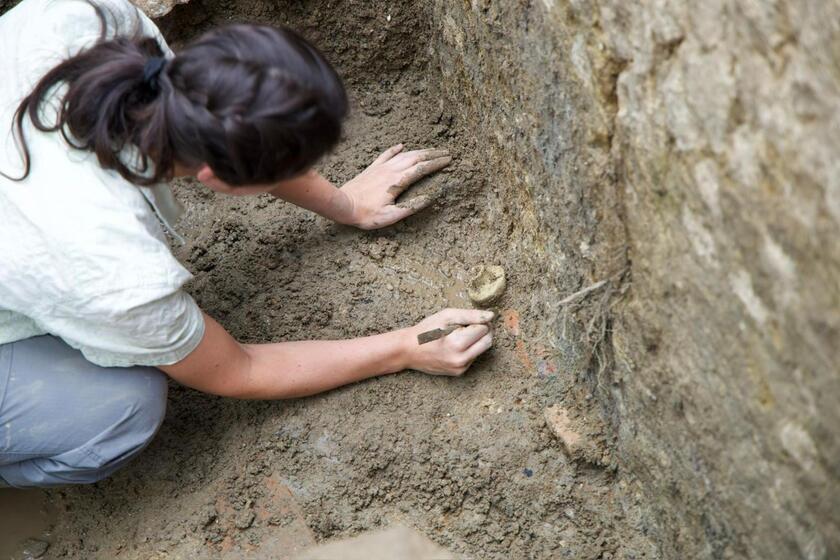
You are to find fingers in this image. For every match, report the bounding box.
[447,324,490,351]
[369,197,430,228]
[395,195,431,212]
[384,156,452,199]
[372,145,446,171]
[439,308,495,326]
[411,309,495,377]
[412,148,450,162]
[372,144,404,165]
[386,157,452,196]
[446,331,493,376]
[398,156,452,188]
[395,192,433,216]
[392,148,449,168]
[461,332,493,363]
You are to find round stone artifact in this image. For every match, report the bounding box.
[467,265,506,306]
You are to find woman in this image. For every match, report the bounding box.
[0,0,493,488]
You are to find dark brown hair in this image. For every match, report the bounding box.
[3,1,348,186]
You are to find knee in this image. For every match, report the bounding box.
[76,369,168,478]
[119,368,169,455]
[0,368,169,488]
[77,369,169,482]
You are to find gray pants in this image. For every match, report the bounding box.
[0,335,167,488]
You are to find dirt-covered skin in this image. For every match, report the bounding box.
[29,1,655,559]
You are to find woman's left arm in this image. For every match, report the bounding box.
[268,144,451,230]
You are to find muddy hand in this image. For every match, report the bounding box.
[340,144,451,230]
[405,309,494,376]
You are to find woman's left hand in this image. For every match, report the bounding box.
[339,144,451,230]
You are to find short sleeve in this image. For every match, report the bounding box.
[0,0,200,366]
[45,288,206,368]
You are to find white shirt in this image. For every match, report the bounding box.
[0,0,205,367]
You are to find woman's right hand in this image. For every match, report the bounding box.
[402,308,495,376]
[161,309,496,400]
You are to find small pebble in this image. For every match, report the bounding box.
[19,539,49,559]
[234,510,255,530]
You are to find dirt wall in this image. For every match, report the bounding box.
[430,1,840,558]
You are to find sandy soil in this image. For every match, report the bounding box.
[9,1,656,558]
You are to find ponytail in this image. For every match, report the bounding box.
[4,0,348,187]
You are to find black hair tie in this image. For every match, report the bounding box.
[142,57,167,92]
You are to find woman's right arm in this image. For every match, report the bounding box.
[159,310,494,399]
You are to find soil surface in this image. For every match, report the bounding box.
[9,1,653,558]
[0,489,54,558]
